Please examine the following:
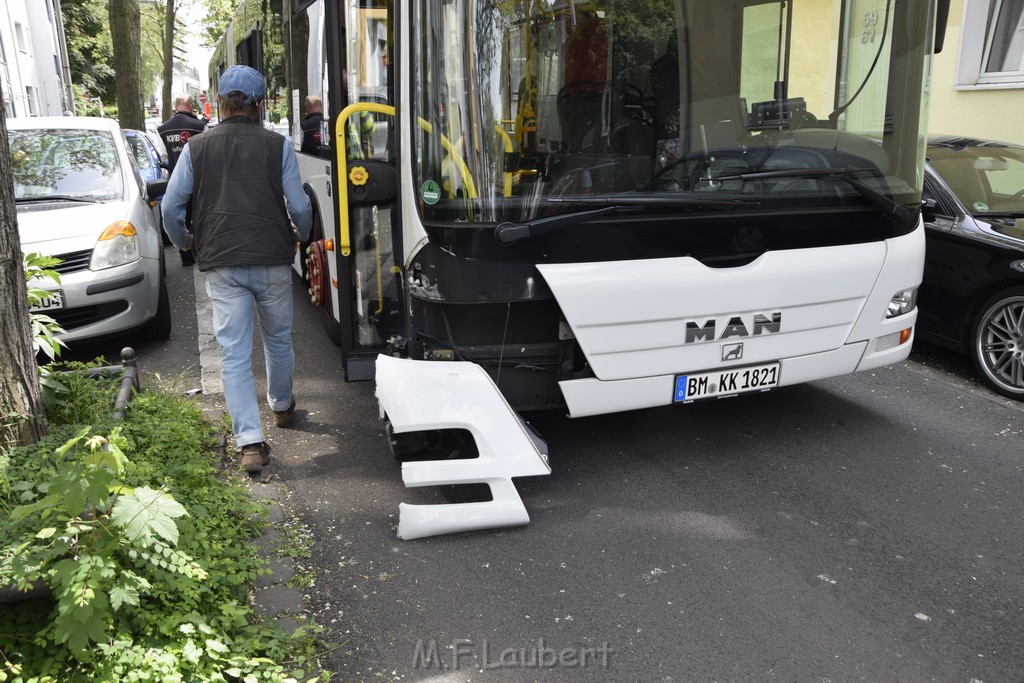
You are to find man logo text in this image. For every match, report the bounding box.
[685,312,782,344]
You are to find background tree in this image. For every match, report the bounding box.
[140,2,167,113]
[156,1,193,120]
[161,0,178,119]
[0,81,46,449]
[109,0,145,130]
[62,0,115,107]
[202,0,238,48]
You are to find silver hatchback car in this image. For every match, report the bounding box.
[9,116,171,344]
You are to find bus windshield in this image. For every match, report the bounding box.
[412,0,933,224]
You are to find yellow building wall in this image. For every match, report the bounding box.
[928,0,1024,144]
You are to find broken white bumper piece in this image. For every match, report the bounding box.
[375,355,551,540]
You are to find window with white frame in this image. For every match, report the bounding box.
[14,22,28,52]
[957,0,1024,88]
[26,86,38,115]
[0,41,10,117]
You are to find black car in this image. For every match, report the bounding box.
[919,136,1024,400]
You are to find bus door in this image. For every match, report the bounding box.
[331,0,399,381]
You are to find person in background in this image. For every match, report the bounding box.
[161,65,312,475]
[158,95,208,265]
[300,95,330,158]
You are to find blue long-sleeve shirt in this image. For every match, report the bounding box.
[161,138,312,252]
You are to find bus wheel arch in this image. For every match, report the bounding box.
[301,188,345,346]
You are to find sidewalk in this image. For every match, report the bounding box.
[189,269,313,642]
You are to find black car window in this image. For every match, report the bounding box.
[922,178,953,218]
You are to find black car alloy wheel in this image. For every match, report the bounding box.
[971,286,1024,400]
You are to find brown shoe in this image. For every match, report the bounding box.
[240,442,271,473]
[273,398,296,428]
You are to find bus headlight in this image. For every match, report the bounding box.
[886,288,917,318]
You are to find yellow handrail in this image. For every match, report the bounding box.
[335,102,395,256]
[495,125,514,197]
[335,104,481,256]
[415,118,479,199]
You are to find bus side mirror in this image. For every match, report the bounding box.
[347,160,397,206]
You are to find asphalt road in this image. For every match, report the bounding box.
[65,245,1024,682]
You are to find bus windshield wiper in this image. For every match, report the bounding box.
[494,196,757,244]
[716,167,911,224]
[16,195,102,204]
[495,205,639,244]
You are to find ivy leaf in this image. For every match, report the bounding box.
[110,584,139,611]
[46,466,113,517]
[182,639,203,664]
[204,639,229,654]
[49,471,87,516]
[55,427,92,457]
[110,487,188,545]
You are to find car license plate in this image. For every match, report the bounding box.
[674,362,781,403]
[29,289,65,313]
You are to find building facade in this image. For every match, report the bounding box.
[0,0,73,118]
[929,0,1024,143]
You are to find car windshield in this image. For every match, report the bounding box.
[411,0,932,224]
[9,128,123,202]
[929,143,1024,216]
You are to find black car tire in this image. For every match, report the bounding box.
[970,286,1024,400]
[145,274,173,340]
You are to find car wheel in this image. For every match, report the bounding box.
[145,274,173,340]
[970,286,1024,400]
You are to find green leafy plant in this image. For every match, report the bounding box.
[0,368,331,681]
[23,253,66,363]
[23,252,68,409]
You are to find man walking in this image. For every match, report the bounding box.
[158,95,208,265]
[162,65,312,474]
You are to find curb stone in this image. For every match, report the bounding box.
[193,370,323,676]
[248,481,306,619]
[195,403,307,634]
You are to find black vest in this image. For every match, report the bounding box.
[300,111,330,158]
[157,110,207,171]
[189,117,293,271]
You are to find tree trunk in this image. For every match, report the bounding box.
[109,0,145,130]
[0,81,47,449]
[161,0,175,120]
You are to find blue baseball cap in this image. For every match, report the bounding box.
[218,65,265,103]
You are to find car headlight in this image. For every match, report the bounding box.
[91,221,141,270]
[886,287,918,318]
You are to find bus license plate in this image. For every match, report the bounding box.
[30,290,64,313]
[674,362,780,403]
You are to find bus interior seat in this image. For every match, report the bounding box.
[557,81,605,152]
[557,80,656,160]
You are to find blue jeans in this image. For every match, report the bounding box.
[205,264,295,447]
